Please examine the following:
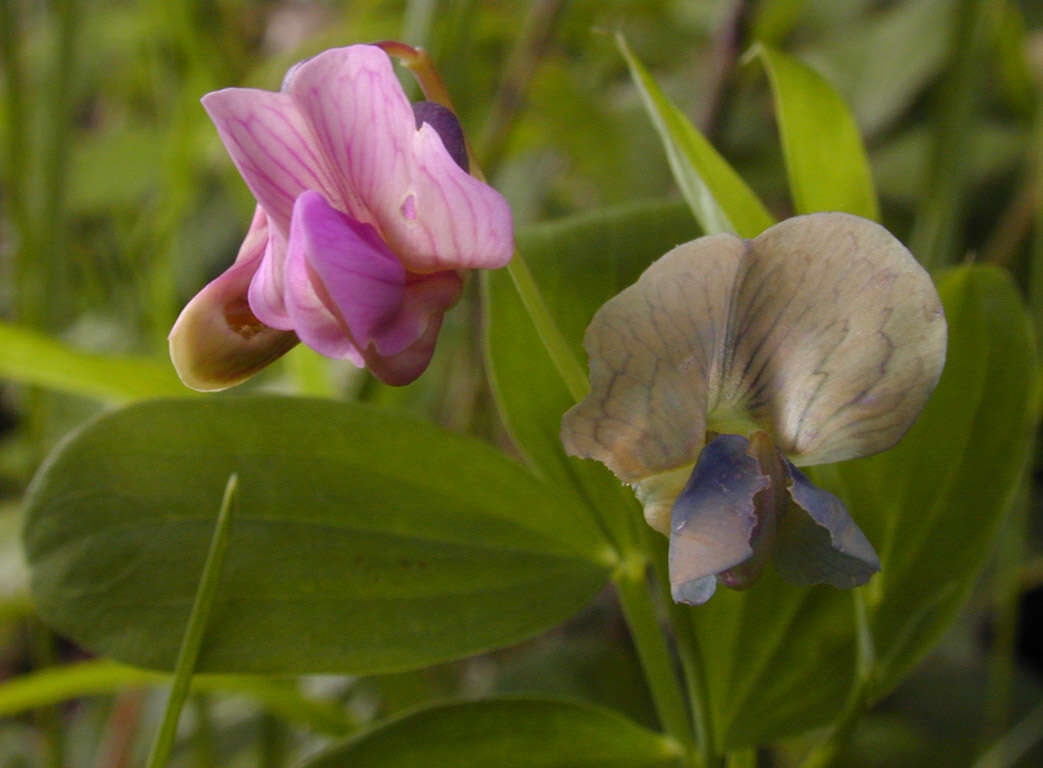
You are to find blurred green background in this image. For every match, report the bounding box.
[1,0,1042,765]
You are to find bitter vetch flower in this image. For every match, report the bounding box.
[170,44,513,389]
[561,213,946,604]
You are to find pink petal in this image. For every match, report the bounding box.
[232,204,270,264]
[282,45,413,228]
[389,123,513,271]
[283,235,364,366]
[247,226,294,330]
[169,209,298,391]
[283,45,514,273]
[286,190,404,357]
[362,307,446,387]
[361,271,464,385]
[202,88,339,234]
[371,270,463,356]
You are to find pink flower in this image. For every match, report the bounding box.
[170,44,513,389]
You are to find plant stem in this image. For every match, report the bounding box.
[145,474,239,768]
[38,0,78,331]
[615,554,695,762]
[910,0,1002,269]
[504,253,589,402]
[1024,101,1043,345]
[980,466,1033,761]
[0,0,30,269]
[647,530,720,768]
[474,0,565,176]
[972,700,1043,768]
[798,589,875,768]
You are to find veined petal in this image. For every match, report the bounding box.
[561,233,747,483]
[563,212,946,489]
[362,303,447,387]
[283,236,363,366]
[359,270,463,385]
[774,462,880,588]
[169,209,298,391]
[287,190,405,355]
[202,87,339,233]
[391,123,514,271]
[284,44,514,272]
[669,434,770,605]
[722,213,947,465]
[248,225,294,330]
[282,45,413,228]
[372,270,463,357]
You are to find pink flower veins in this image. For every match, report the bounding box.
[170,44,513,389]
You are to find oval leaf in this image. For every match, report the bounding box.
[301,698,682,768]
[751,43,880,220]
[23,397,613,674]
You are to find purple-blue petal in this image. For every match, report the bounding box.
[775,461,881,589]
[669,434,771,605]
[411,101,469,172]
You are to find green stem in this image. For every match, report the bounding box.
[1025,101,1043,346]
[980,467,1033,760]
[0,0,30,270]
[615,554,694,761]
[798,589,875,768]
[505,253,589,402]
[910,0,1002,269]
[145,474,239,768]
[647,530,720,768]
[38,0,78,331]
[474,0,565,176]
[971,700,1043,768]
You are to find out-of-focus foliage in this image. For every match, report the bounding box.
[2,0,1043,766]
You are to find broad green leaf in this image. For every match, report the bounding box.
[301,698,682,768]
[0,321,191,402]
[484,199,701,546]
[832,265,1038,691]
[750,43,879,220]
[689,265,1036,748]
[689,571,856,749]
[617,34,774,238]
[0,660,354,735]
[23,397,613,674]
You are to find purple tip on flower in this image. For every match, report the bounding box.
[411,101,469,172]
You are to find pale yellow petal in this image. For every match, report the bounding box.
[561,233,748,483]
[168,258,299,392]
[719,212,946,465]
